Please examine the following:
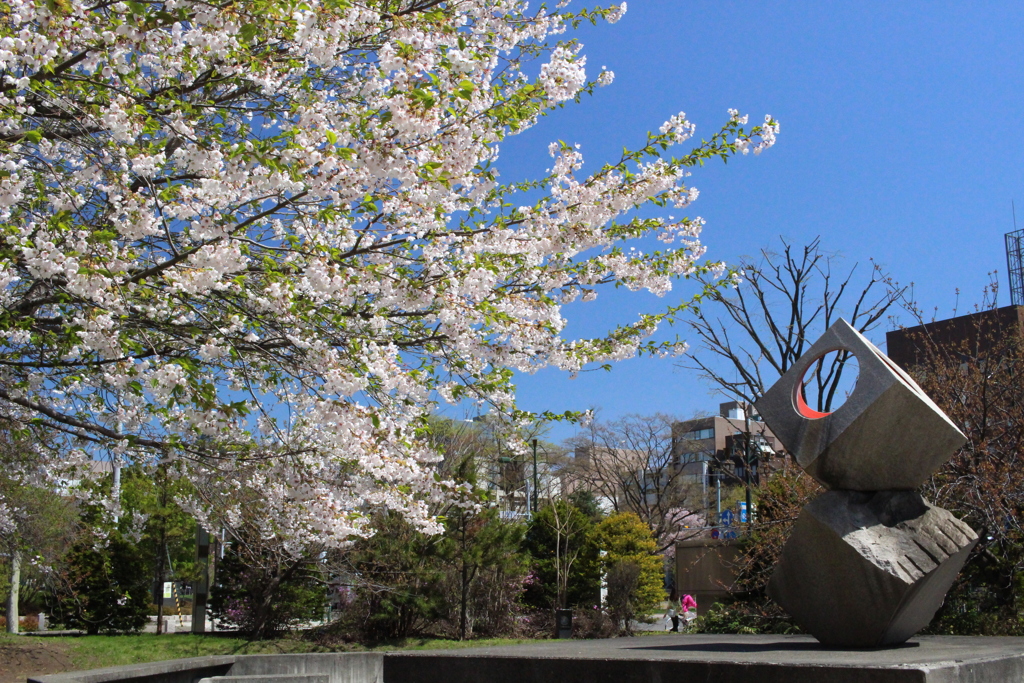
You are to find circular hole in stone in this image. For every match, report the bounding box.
[796,349,860,418]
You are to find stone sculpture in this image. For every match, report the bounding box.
[754,319,979,647]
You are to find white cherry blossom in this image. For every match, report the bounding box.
[0,0,777,548]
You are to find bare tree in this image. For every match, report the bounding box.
[682,236,905,408]
[547,499,592,610]
[901,311,1024,631]
[568,414,704,552]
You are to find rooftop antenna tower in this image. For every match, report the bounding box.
[1007,201,1024,306]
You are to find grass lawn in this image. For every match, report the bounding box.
[0,631,539,682]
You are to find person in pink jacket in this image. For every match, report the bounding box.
[681,594,698,620]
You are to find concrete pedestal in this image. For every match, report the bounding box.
[385,634,1024,683]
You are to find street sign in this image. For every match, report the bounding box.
[711,528,720,540]
[720,509,734,527]
[738,501,748,524]
[163,582,173,600]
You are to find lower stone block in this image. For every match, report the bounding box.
[768,490,978,647]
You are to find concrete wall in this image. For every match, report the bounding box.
[30,654,383,683]
[29,656,235,683]
[230,654,382,683]
[675,539,740,614]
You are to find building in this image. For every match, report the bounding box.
[671,401,786,491]
[885,305,1024,370]
[886,230,1024,369]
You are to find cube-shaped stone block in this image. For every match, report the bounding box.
[754,319,966,490]
[768,490,978,647]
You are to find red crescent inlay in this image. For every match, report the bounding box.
[795,382,832,419]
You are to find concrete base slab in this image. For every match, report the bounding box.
[385,634,1024,683]
[28,635,1024,683]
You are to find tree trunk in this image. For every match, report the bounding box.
[458,517,468,640]
[155,545,165,634]
[6,549,19,633]
[155,464,168,635]
[251,558,301,639]
[459,558,468,640]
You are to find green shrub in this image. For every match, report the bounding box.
[522,500,601,610]
[209,540,326,639]
[692,598,800,635]
[47,536,152,634]
[596,511,663,630]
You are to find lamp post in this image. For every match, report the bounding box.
[744,406,754,529]
[532,438,539,513]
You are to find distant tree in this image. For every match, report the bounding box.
[117,463,199,638]
[47,535,152,635]
[904,306,1024,634]
[340,511,444,641]
[431,437,528,640]
[596,511,664,633]
[568,413,703,552]
[209,531,326,639]
[436,507,528,640]
[681,236,904,408]
[568,489,603,523]
[0,422,75,633]
[0,481,76,633]
[522,499,601,610]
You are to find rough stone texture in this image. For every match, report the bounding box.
[768,491,978,648]
[754,319,966,491]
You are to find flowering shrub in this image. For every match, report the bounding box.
[0,614,38,631]
[0,0,778,545]
[207,529,326,638]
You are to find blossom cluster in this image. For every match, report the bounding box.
[0,0,777,548]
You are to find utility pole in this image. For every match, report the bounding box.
[112,458,121,524]
[113,421,123,524]
[154,462,168,634]
[716,464,722,519]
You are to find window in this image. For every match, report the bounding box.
[681,427,714,441]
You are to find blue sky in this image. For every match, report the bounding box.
[488,2,1024,443]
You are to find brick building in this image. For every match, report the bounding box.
[885,305,1024,369]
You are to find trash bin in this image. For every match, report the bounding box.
[555,608,572,639]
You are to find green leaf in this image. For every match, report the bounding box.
[240,23,260,44]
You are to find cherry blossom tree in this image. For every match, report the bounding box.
[0,0,779,547]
